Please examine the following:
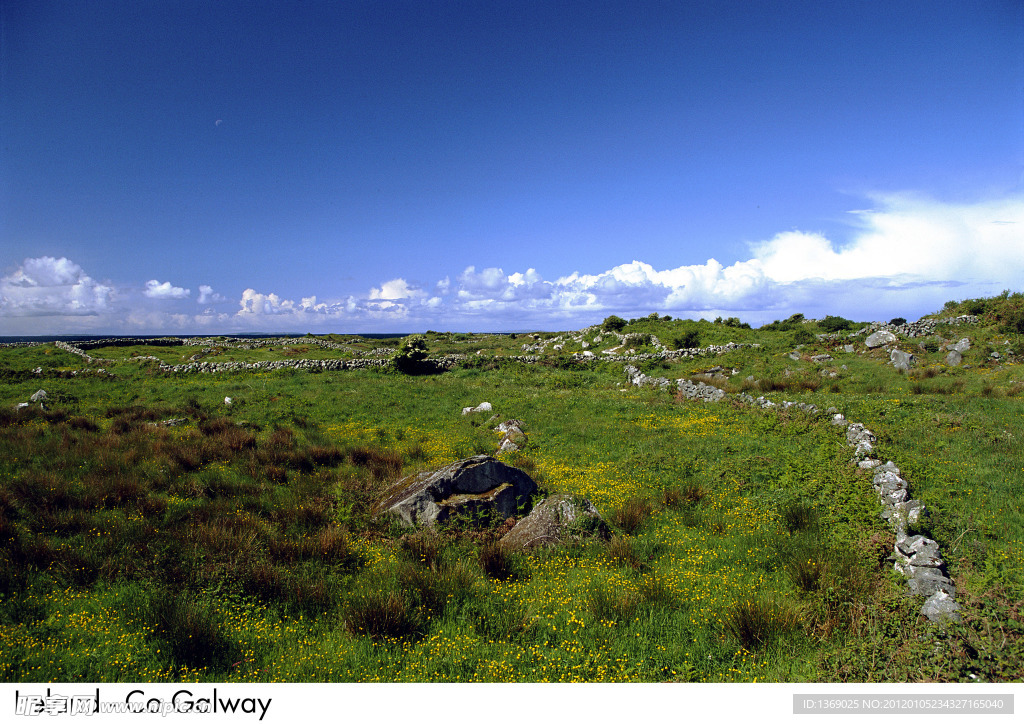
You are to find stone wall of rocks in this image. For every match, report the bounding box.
[866,315,979,339]
[574,341,756,364]
[838,417,960,622]
[663,371,961,623]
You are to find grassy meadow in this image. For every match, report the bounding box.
[2,294,1023,683]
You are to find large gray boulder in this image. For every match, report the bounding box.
[499,494,611,551]
[376,455,537,527]
[950,337,971,353]
[865,330,897,348]
[945,350,963,366]
[920,590,961,623]
[890,349,916,372]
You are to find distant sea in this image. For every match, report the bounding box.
[0,333,414,344]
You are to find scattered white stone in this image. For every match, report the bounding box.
[30,389,47,402]
[462,401,492,415]
[224,397,233,405]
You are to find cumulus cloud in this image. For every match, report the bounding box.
[754,194,1024,284]
[144,279,190,299]
[0,256,112,317]
[368,278,425,301]
[236,289,355,319]
[197,285,227,304]
[5,192,1021,333]
[431,192,1024,325]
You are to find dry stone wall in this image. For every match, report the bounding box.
[637,371,963,623]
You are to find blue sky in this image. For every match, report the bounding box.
[2,0,1023,334]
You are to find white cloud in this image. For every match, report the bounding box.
[236,288,353,319]
[753,193,1024,284]
[428,192,1024,326]
[368,278,425,301]
[0,256,112,317]
[197,285,227,304]
[143,279,190,299]
[5,192,1021,334]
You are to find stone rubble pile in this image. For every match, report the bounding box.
[676,378,727,402]
[494,419,527,452]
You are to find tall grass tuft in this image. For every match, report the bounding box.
[587,583,640,622]
[662,482,706,508]
[350,446,403,481]
[400,530,446,569]
[344,588,422,640]
[606,535,644,570]
[723,597,798,650]
[611,497,653,535]
[397,558,480,616]
[142,590,241,669]
[781,498,818,533]
[478,542,521,581]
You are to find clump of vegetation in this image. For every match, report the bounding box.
[601,314,627,332]
[723,597,799,650]
[819,315,854,333]
[673,329,701,349]
[392,334,429,373]
[610,497,653,535]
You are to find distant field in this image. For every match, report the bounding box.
[2,295,1022,682]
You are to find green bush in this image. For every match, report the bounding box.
[791,328,816,346]
[673,330,701,349]
[819,315,854,333]
[601,315,627,333]
[392,334,428,374]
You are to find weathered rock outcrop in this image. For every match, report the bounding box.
[865,330,897,348]
[376,455,537,527]
[890,349,916,372]
[499,494,610,551]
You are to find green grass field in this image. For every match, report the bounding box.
[2,293,1022,683]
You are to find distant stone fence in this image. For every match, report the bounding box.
[819,315,980,343]
[572,341,757,363]
[863,315,978,339]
